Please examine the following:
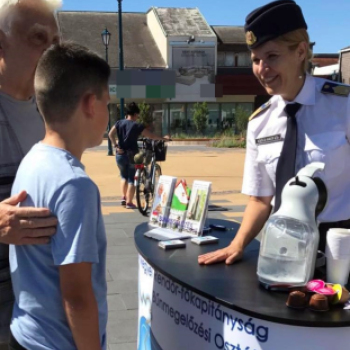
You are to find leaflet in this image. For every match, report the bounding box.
[183,180,212,235]
[166,179,191,232]
[149,175,177,227]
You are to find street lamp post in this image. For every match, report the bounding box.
[117,0,125,120]
[101,28,113,156]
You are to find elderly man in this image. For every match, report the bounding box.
[0,0,61,347]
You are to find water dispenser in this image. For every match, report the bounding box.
[257,163,327,288]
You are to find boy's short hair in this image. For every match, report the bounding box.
[125,102,140,116]
[35,41,111,124]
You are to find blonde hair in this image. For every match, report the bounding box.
[275,28,313,73]
[0,0,62,33]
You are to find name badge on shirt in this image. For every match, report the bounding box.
[255,134,283,146]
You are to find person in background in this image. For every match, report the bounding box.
[109,102,169,209]
[198,0,350,265]
[10,42,109,350]
[0,0,61,346]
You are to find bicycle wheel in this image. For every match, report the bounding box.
[136,169,151,216]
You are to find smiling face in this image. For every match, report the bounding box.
[251,39,307,101]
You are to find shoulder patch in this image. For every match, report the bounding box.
[249,100,271,121]
[321,82,350,97]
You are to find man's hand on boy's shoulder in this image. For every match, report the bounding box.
[0,191,57,245]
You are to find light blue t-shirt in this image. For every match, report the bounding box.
[9,143,107,350]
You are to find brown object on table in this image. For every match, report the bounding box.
[288,286,308,293]
[326,284,350,304]
[286,291,308,309]
[340,287,350,304]
[309,294,329,311]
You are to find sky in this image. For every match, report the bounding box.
[61,0,350,54]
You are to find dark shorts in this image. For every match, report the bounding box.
[116,154,136,184]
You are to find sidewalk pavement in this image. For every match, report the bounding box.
[82,143,248,350]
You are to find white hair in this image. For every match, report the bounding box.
[0,0,62,33]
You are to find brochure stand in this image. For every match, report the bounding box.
[145,176,211,241]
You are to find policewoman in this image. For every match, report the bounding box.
[198,0,350,265]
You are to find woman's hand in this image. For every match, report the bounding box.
[198,240,244,265]
[198,195,273,266]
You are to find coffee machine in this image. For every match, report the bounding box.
[257,162,327,288]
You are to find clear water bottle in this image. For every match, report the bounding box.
[258,216,319,286]
[257,163,327,288]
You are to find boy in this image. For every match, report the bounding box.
[9,42,110,350]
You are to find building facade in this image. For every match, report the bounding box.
[340,46,350,85]
[57,8,269,137]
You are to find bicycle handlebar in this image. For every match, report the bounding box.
[138,138,172,142]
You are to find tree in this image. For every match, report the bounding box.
[192,102,208,134]
[235,106,250,138]
[138,101,154,127]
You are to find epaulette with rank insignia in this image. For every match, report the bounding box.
[249,100,271,121]
[321,82,350,97]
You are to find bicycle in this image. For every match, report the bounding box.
[134,138,170,216]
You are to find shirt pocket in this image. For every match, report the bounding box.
[256,142,284,185]
[304,131,349,180]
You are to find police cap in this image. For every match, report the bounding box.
[244,0,307,49]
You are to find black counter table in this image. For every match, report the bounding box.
[135,219,350,350]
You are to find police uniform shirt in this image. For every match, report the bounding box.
[241,74,350,222]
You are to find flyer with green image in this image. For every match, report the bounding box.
[167,179,191,232]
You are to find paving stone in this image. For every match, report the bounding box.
[119,293,138,310]
[108,309,138,320]
[106,228,129,241]
[107,294,127,311]
[106,270,113,282]
[107,245,138,256]
[107,318,138,344]
[110,343,137,350]
[107,257,138,281]
[121,228,138,238]
[105,237,136,247]
[107,280,138,295]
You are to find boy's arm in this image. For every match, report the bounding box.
[59,262,102,350]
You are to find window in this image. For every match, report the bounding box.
[221,103,236,132]
[149,104,163,135]
[207,104,220,131]
[221,102,253,134]
[225,52,235,67]
[160,104,170,136]
[217,51,251,67]
[169,104,186,136]
[237,52,251,67]
[187,103,220,135]
[217,52,225,67]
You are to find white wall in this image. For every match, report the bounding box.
[147,8,168,66]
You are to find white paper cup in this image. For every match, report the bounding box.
[326,229,350,285]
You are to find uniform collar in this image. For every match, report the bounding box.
[277,74,316,110]
[294,74,316,106]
